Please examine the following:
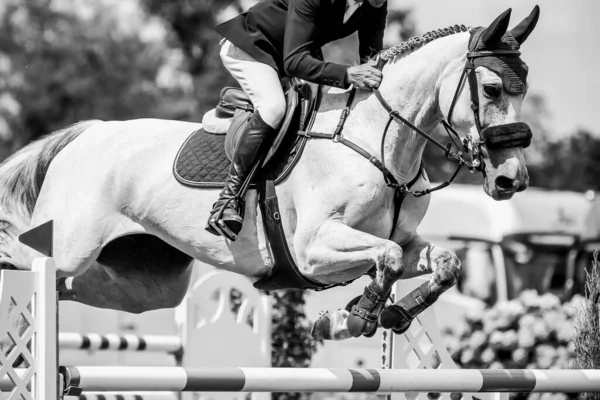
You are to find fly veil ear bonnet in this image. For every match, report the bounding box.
[466,6,540,149]
[468,6,540,95]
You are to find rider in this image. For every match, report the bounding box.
[206,0,387,240]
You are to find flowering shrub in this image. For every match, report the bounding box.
[442,290,585,400]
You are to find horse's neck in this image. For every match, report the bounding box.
[315,32,469,183]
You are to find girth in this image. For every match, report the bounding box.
[254,166,422,292]
[253,87,424,292]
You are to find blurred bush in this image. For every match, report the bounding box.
[442,290,585,400]
[0,0,206,147]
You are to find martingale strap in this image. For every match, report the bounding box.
[298,87,422,240]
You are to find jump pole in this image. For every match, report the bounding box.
[59,333,183,354]
[60,367,600,394]
[10,222,600,398]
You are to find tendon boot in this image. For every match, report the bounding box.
[206,111,276,240]
[379,281,439,334]
[346,281,389,338]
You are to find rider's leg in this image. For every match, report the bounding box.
[206,40,286,240]
[379,234,462,334]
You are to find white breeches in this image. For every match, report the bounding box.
[219,40,286,129]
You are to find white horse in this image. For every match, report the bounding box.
[0,7,538,345]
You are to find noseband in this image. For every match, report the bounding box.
[371,45,532,196]
[300,33,533,199]
[444,49,533,160]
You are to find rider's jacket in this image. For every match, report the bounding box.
[215,0,387,89]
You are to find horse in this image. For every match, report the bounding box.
[0,6,538,349]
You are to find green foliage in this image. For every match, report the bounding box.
[528,129,600,192]
[0,0,195,145]
[443,290,583,400]
[574,253,600,400]
[140,0,238,117]
[270,289,322,400]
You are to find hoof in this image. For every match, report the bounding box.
[380,305,413,334]
[311,310,352,341]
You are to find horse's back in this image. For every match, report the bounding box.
[77,118,201,152]
[43,118,204,208]
[37,118,269,276]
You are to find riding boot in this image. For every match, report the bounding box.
[206,111,276,240]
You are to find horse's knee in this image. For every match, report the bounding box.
[434,250,462,287]
[376,242,404,281]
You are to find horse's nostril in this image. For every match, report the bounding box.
[516,182,528,192]
[495,175,515,190]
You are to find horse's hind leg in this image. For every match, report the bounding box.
[379,234,462,334]
[301,221,405,340]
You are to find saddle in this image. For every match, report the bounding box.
[173,80,326,291]
[174,80,317,187]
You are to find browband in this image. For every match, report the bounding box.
[467,50,521,59]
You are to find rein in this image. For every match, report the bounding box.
[371,46,532,196]
[299,30,533,234]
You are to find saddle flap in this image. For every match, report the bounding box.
[223,81,319,167]
[261,81,318,168]
[261,86,301,167]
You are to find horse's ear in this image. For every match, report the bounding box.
[482,8,512,46]
[510,5,540,45]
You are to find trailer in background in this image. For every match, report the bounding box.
[418,184,591,308]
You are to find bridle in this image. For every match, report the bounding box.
[300,26,533,199]
[372,43,532,197]
[293,23,536,291]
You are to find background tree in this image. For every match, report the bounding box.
[0,0,197,149]
[140,0,239,119]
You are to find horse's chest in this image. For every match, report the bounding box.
[343,189,397,238]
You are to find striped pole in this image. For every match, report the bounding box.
[68,392,178,400]
[59,333,182,353]
[60,367,600,394]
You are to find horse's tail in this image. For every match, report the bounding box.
[0,119,104,217]
[35,119,103,180]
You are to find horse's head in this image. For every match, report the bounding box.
[440,7,540,200]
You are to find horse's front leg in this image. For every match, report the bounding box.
[379,234,462,334]
[303,221,405,340]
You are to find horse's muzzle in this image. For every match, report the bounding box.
[480,122,532,149]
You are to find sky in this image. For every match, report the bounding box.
[395,0,599,139]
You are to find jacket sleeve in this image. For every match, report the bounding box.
[358,3,387,62]
[283,0,350,88]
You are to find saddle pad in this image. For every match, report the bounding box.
[173,129,230,188]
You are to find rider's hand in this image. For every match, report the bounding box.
[345,64,383,90]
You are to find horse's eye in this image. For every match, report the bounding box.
[483,84,501,98]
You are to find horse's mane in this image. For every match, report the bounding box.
[0,120,102,218]
[374,25,471,63]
